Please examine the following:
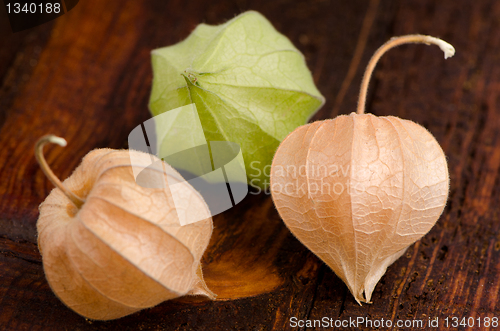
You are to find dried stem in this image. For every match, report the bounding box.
[357,34,455,115]
[35,135,84,208]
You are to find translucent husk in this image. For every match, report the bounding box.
[270,35,452,304]
[36,135,215,320]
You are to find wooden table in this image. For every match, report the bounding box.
[1,0,499,329]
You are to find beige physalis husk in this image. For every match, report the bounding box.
[37,141,214,320]
[270,35,452,304]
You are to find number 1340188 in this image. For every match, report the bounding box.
[444,316,498,328]
[6,3,61,14]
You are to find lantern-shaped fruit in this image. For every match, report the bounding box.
[270,35,453,303]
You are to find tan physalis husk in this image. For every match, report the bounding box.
[270,35,452,304]
[36,136,214,320]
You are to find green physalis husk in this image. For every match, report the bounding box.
[149,11,324,189]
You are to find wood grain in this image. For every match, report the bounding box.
[1,0,499,330]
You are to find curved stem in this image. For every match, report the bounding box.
[35,135,84,208]
[357,34,455,115]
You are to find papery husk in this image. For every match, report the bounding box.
[149,11,325,189]
[37,149,214,320]
[270,112,449,304]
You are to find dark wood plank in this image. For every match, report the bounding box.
[1,0,499,330]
